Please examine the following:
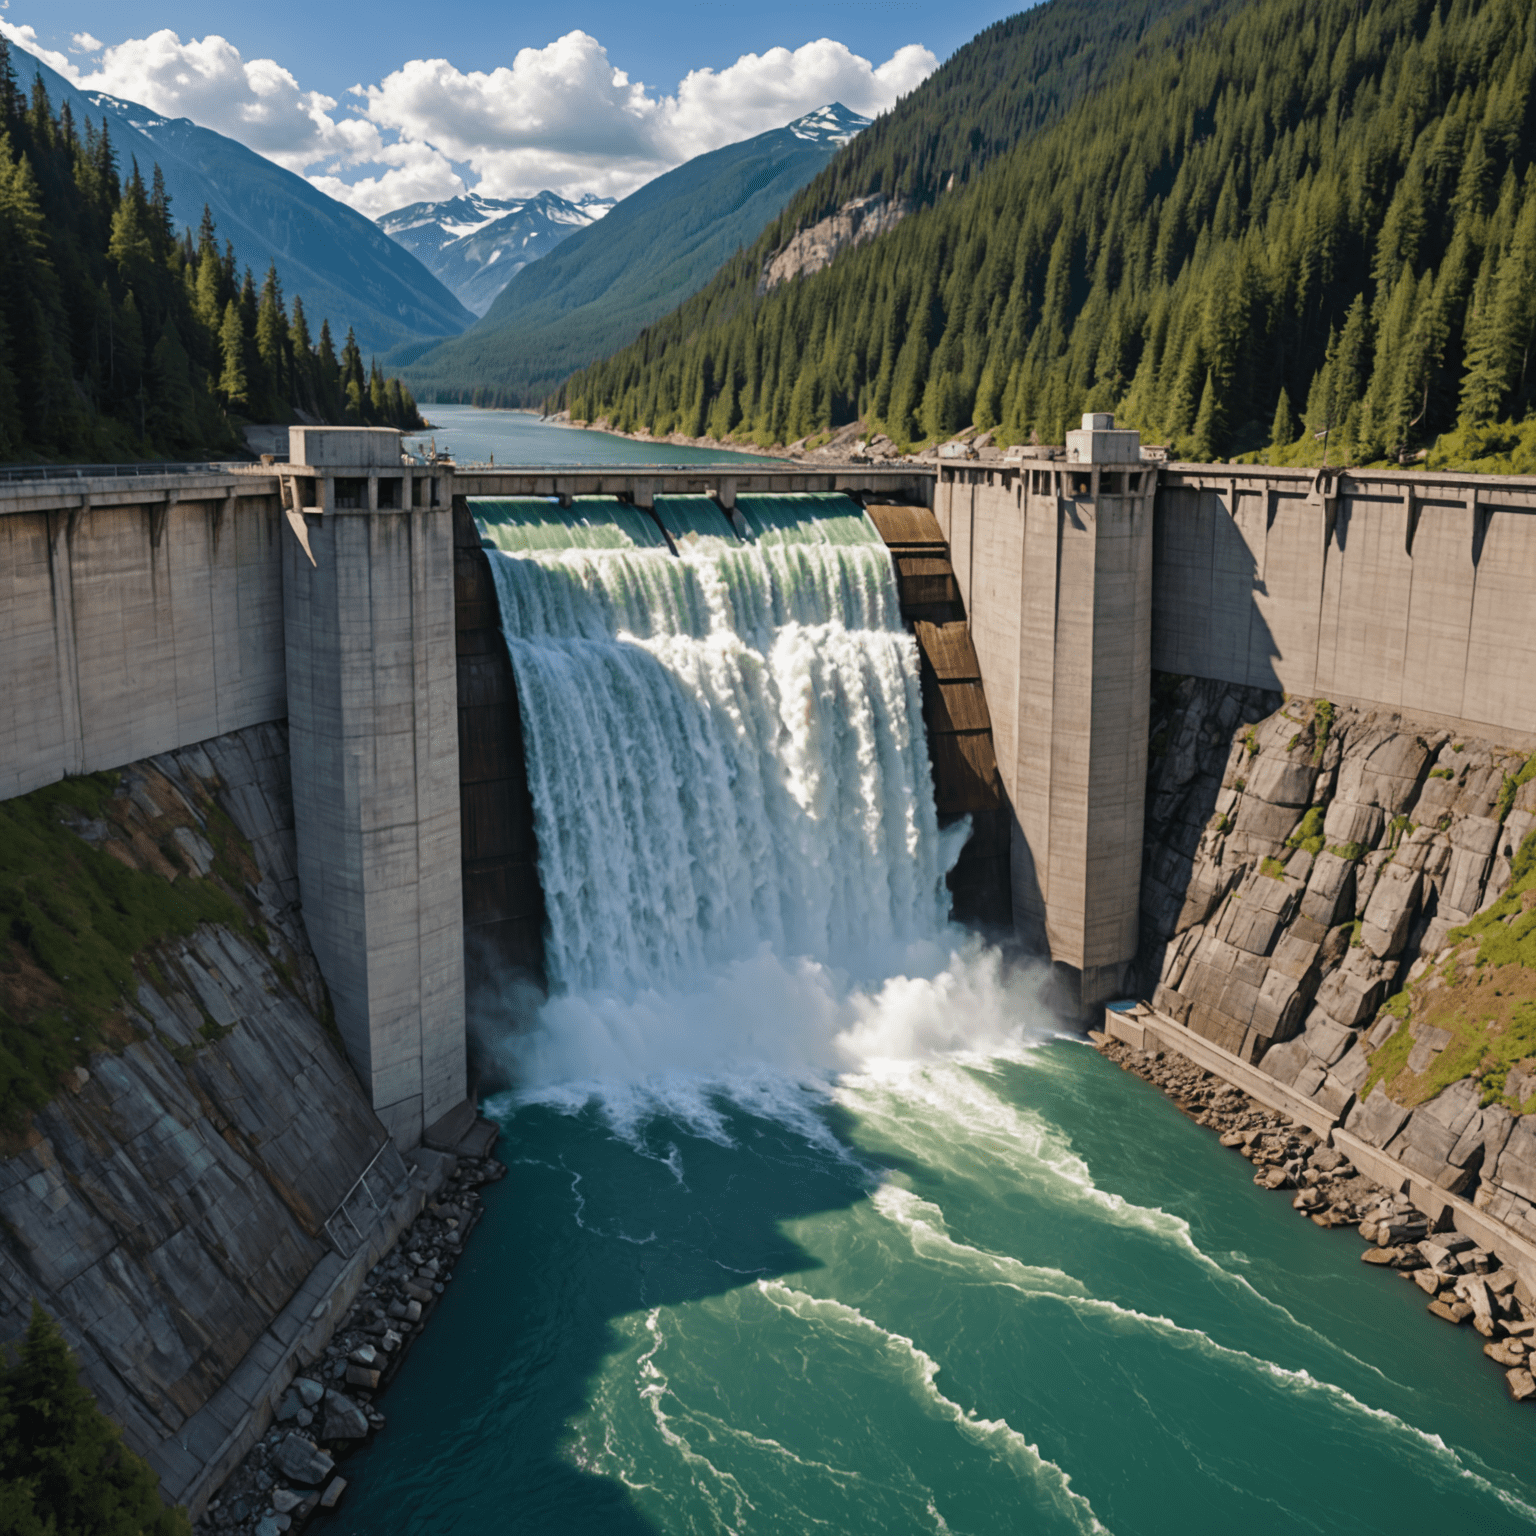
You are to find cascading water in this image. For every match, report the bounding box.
[332,492,1536,1536]
[478,493,989,1082]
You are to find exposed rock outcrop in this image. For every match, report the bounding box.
[1139,679,1536,1221]
[758,193,910,293]
[0,724,415,1514]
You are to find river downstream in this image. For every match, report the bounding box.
[327,415,1536,1534]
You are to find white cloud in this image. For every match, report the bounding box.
[0,21,72,75]
[359,33,938,201]
[309,139,466,220]
[67,29,384,169]
[1,22,937,214]
[70,31,102,53]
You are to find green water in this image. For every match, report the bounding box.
[330,1043,1536,1534]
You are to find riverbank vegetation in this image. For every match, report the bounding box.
[0,38,424,463]
[558,0,1536,470]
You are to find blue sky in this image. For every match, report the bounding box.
[3,0,1024,214]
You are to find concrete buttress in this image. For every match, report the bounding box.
[281,434,466,1148]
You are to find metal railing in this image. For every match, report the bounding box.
[0,461,249,483]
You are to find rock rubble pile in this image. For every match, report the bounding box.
[195,1155,504,1536]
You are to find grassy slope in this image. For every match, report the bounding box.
[1364,818,1536,1111]
[0,769,261,1137]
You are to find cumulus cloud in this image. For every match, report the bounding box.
[1,21,936,214]
[70,32,103,54]
[66,29,383,170]
[359,32,937,200]
[0,21,72,75]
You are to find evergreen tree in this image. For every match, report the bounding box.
[1268,387,1297,453]
[218,298,248,409]
[556,0,1536,462]
[0,38,421,457]
[0,1303,190,1535]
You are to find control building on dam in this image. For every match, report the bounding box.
[6,422,1536,1149]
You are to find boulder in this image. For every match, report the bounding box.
[1428,1298,1473,1324]
[273,1434,334,1486]
[1492,1117,1536,1206]
[1314,949,1398,1027]
[1297,1014,1354,1066]
[322,1390,371,1441]
[1323,801,1381,848]
[1252,969,1306,1039]
[1260,1036,1311,1087]
[1451,815,1502,858]
[1271,929,1324,981]
[1337,735,1432,814]
[1248,754,1318,807]
[1443,846,1492,917]
[1508,1368,1536,1402]
[1360,865,1422,957]
[1347,1083,1413,1148]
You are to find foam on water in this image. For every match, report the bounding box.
[755,1281,1112,1534]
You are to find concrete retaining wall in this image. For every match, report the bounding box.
[0,476,287,801]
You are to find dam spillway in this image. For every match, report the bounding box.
[470,493,953,1033]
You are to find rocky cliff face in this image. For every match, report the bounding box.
[1140,678,1536,1238]
[758,193,910,293]
[0,724,410,1510]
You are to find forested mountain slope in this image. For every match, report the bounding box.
[400,107,868,406]
[17,46,473,358]
[561,0,1536,469]
[0,41,424,462]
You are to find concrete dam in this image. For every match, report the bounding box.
[7,420,1536,1508]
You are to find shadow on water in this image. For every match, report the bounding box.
[327,1092,913,1536]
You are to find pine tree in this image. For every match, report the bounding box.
[218,298,248,409]
[0,1304,190,1535]
[1189,370,1222,460]
[1268,387,1297,453]
[254,264,288,420]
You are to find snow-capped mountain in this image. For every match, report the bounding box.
[378,192,615,316]
[404,104,875,403]
[785,103,872,146]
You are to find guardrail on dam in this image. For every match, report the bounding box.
[8,422,1536,1142]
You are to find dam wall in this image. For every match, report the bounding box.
[0,470,287,802]
[1152,465,1536,745]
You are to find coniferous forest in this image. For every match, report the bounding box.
[0,39,424,464]
[559,0,1536,471]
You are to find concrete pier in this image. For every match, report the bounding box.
[280,429,467,1148]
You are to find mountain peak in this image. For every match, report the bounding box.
[785,103,871,146]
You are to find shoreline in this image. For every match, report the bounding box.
[546,409,935,466]
[1092,1029,1536,1402]
[194,1148,505,1535]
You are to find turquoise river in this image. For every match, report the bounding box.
[329,421,1536,1534]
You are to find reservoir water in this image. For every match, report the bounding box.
[404,404,781,467]
[332,483,1536,1534]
